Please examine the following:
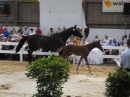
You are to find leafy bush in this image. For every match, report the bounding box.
[105,67,130,97]
[25,54,70,97]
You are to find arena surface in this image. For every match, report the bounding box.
[0,61,116,97]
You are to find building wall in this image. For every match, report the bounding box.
[0,0,39,27]
[0,0,130,29]
[84,0,130,29]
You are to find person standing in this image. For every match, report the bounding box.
[119,38,130,72]
[73,37,80,46]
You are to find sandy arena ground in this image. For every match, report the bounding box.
[0,61,117,97]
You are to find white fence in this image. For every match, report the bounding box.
[0,42,127,62]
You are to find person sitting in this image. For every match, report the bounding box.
[29,28,35,35]
[103,35,109,44]
[94,35,99,42]
[47,28,54,36]
[17,26,23,36]
[10,26,17,36]
[0,34,4,42]
[62,26,66,31]
[22,26,29,36]
[80,38,87,45]
[2,27,10,39]
[0,24,5,34]
[120,35,127,46]
[112,38,120,55]
[35,27,42,35]
[103,38,115,63]
[66,39,70,45]
[0,37,10,59]
[56,27,61,33]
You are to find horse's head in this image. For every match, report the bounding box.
[71,25,83,38]
[94,40,103,52]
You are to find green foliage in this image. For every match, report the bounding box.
[25,54,70,97]
[105,67,130,97]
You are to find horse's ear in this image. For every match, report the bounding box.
[74,25,77,28]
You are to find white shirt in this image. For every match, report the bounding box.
[103,39,109,44]
[29,31,35,35]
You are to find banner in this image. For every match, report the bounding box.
[40,0,87,35]
[102,0,130,12]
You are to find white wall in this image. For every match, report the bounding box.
[40,0,86,35]
[86,28,130,42]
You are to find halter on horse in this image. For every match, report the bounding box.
[15,25,83,63]
[58,40,103,75]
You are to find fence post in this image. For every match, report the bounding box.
[20,47,23,62]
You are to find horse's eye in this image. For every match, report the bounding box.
[73,29,75,31]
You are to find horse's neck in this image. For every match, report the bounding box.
[86,43,96,52]
[59,30,72,42]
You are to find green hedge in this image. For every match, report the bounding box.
[105,67,130,97]
[26,54,70,97]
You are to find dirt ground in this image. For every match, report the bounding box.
[0,61,117,97]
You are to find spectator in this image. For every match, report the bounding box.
[66,39,70,45]
[29,28,35,35]
[120,35,127,46]
[103,35,109,44]
[112,38,120,55]
[103,38,115,63]
[47,28,54,36]
[0,24,4,34]
[22,26,29,36]
[10,26,17,36]
[0,34,4,42]
[56,27,61,33]
[104,38,115,55]
[18,26,23,36]
[94,35,99,42]
[119,38,130,72]
[79,28,85,38]
[80,38,87,45]
[35,27,42,35]
[62,26,66,31]
[2,27,10,39]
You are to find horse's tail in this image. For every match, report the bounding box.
[56,46,65,56]
[16,36,30,53]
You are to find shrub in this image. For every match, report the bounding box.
[105,67,130,97]
[25,54,70,97]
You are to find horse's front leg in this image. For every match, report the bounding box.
[76,56,83,74]
[84,57,93,75]
[27,50,33,64]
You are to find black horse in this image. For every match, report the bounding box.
[15,25,83,63]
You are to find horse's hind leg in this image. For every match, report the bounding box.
[27,50,33,64]
[84,57,92,75]
[76,56,83,74]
